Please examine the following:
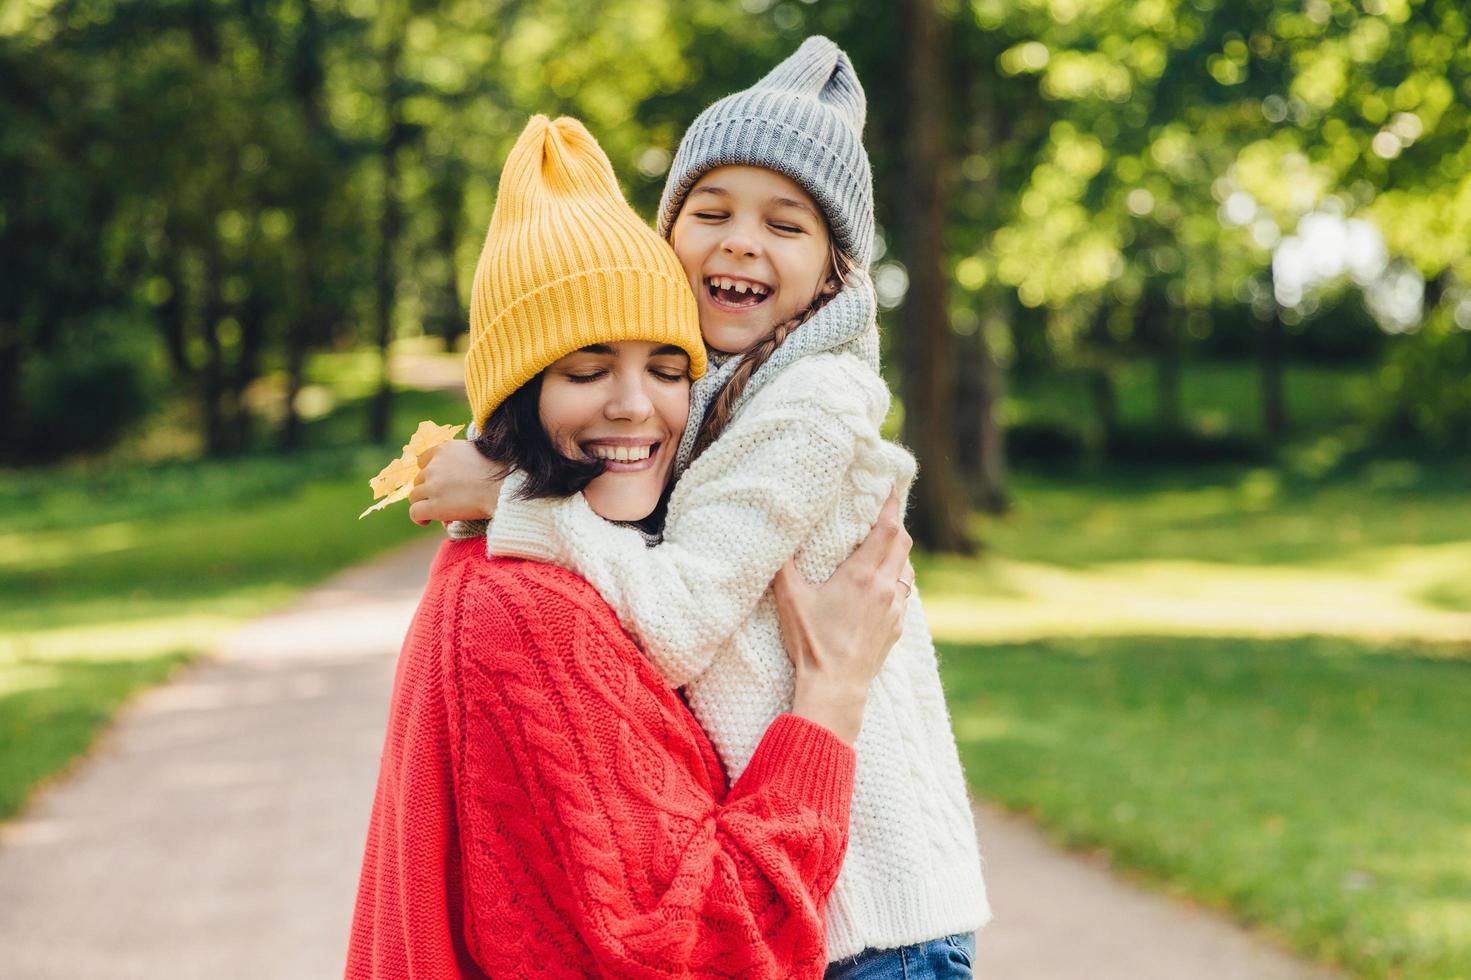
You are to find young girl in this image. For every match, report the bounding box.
[348,114,916,979]
[415,38,989,976]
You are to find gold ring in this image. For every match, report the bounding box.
[898,577,914,596]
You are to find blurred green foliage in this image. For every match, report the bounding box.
[3,0,1469,468]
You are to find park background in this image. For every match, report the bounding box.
[2,0,1469,976]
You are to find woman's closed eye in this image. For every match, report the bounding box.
[564,370,607,384]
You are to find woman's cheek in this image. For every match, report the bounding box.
[661,384,692,434]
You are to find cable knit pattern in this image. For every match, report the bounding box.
[346,540,856,979]
[486,294,991,960]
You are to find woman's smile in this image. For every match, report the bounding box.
[582,437,663,471]
[539,340,690,521]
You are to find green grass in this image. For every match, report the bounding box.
[915,454,1471,977]
[1006,360,1380,440]
[0,380,466,822]
[941,635,1471,979]
[980,458,1471,569]
[911,458,1471,647]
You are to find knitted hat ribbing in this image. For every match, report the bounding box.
[657,36,874,268]
[466,115,707,429]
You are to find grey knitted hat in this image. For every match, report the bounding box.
[657,36,875,268]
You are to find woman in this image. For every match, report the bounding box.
[345,116,911,979]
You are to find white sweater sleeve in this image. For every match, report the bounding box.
[487,378,872,688]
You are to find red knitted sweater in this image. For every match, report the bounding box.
[346,540,856,979]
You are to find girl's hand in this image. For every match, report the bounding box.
[407,440,506,526]
[773,489,914,744]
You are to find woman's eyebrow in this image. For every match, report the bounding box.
[576,344,616,354]
[651,344,690,357]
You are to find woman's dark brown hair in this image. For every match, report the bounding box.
[688,242,856,461]
[472,373,604,500]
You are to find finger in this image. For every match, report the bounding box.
[408,500,432,526]
[772,557,806,597]
[848,490,904,570]
[876,512,912,585]
[416,444,439,465]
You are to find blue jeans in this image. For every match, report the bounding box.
[823,932,976,979]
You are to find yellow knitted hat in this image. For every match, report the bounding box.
[465,115,706,429]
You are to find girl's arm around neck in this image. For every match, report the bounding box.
[488,373,875,688]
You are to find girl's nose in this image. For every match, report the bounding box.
[719,225,761,258]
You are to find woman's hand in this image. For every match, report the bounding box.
[773,489,914,744]
[407,440,507,527]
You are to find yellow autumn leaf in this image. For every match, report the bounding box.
[357,482,415,519]
[358,419,465,519]
[368,454,416,500]
[406,419,463,458]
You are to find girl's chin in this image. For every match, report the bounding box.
[701,319,771,356]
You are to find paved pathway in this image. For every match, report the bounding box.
[0,538,1339,979]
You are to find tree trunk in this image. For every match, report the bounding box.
[231,251,268,454]
[1086,303,1119,452]
[1260,305,1288,440]
[956,54,1007,515]
[0,323,21,460]
[1147,292,1181,428]
[897,0,972,553]
[158,227,193,379]
[431,165,466,352]
[281,0,330,452]
[974,318,1009,513]
[200,241,227,455]
[367,30,407,445]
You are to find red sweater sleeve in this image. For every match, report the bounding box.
[450,562,855,979]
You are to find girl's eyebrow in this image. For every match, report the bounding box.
[770,196,818,218]
[651,344,689,358]
[691,185,815,219]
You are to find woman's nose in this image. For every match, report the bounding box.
[604,376,655,421]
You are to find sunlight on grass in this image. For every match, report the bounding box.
[0,521,147,570]
[942,635,1471,978]
[918,461,1471,646]
[921,541,1471,645]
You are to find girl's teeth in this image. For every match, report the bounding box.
[734,282,748,294]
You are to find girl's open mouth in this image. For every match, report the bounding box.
[704,276,772,312]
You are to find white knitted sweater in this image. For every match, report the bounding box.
[486,278,989,960]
